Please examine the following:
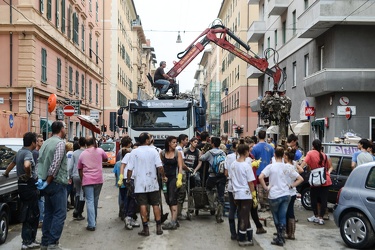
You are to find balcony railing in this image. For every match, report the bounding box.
[268,0,288,16]
[247,21,266,43]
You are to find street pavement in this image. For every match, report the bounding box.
[4,169,351,250]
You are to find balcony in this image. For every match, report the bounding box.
[299,0,375,38]
[248,0,260,4]
[303,69,375,97]
[268,0,288,16]
[131,17,146,43]
[247,21,266,42]
[247,65,264,78]
[250,99,262,112]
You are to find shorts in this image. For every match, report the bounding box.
[136,191,160,206]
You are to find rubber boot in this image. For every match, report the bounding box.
[246,228,254,246]
[238,231,252,247]
[73,198,79,218]
[271,224,284,247]
[138,224,150,236]
[156,224,163,235]
[216,204,224,223]
[280,224,286,243]
[287,218,296,240]
[229,219,237,240]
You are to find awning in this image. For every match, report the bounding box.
[288,123,297,135]
[255,126,266,135]
[294,122,310,136]
[40,118,53,133]
[266,125,279,134]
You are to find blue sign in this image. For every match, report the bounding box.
[9,114,14,128]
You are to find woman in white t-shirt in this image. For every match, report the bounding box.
[259,147,303,247]
[229,143,256,247]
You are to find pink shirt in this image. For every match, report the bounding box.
[77,147,108,186]
[304,150,332,186]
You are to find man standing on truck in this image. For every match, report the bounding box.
[154,61,175,96]
[3,132,40,249]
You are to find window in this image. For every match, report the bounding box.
[282,21,286,44]
[89,80,92,102]
[55,0,59,28]
[41,48,47,83]
[61,0,65,33]
[81,75,85,98]
[95,83,98,104]
[67,5,72,39]
[40,0,44,13]
[81,24,85,51]
[366,167,375,189]
[292,11,296,36]
[47,0,52,20]
[75,71,79,96]
[340,157,352,177]
[57,58,61,88]
[96,0,98,22]
[304,54,309,77]
[304,0,309,10]
[73,13,79,44]
[95,39,99,64]
[274,29,277,48]
[69,66,73,93]
[319,45,324,70]
[292,62,297,87]
[89,31,92,57]
[89,0,92,12]
[267,37,270,57]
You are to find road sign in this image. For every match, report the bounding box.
[56,106,64,120]
[63,105,75,117]
[345,107,352,120]
[0,97,4,104]
[26,87,34,113]
[90,110,100,119]
[9,114,14,128]
[305,107,315,116]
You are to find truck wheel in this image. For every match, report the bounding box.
[0,210,8,244]
[300,187,312,210]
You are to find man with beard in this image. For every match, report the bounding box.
[37,121,68,250]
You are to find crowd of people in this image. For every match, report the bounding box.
[3,122,375,249]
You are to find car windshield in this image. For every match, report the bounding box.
[130,109,190,129]
[100,143,115,152]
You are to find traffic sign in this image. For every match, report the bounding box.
[63,105,75,117]
[305,107,315,116]
[345,107,352,120]
[9,114,14,128]
[70,100,81,115]
[26,87,34,113]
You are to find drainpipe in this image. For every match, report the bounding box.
[9,0,13,111]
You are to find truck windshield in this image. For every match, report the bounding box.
[130,109,190,129]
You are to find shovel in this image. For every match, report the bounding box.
[158,176,169,223]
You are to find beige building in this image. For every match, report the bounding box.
[102,0,155,137]
[0,0,103,140]
[0,0,157,140]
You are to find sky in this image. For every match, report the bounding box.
[133,0,223,93]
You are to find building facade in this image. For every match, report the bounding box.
[0,0,103,140]
[248,0,375,150]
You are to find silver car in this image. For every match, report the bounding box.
[333,162,375,249]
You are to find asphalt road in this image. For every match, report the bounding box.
[4,168,351,250]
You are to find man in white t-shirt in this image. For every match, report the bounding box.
[127,132,166,236]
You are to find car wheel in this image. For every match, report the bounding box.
[0,210,9,244]
[340,212,375,249]
[300,187,312,210]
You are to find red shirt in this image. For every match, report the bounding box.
[304,150,332,186]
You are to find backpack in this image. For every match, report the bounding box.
[209,151,226,174]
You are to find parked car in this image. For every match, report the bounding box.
[0,138,23,152]
[99,142,117,167]
[333,162,375,249]
[297,153,352,210]
[0,145,21,244]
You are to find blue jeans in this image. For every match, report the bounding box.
[38,195,45,222]
[83,184,103,228]
[269,195,290,227]
[41,181,67,246]
[154,79,170,94]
